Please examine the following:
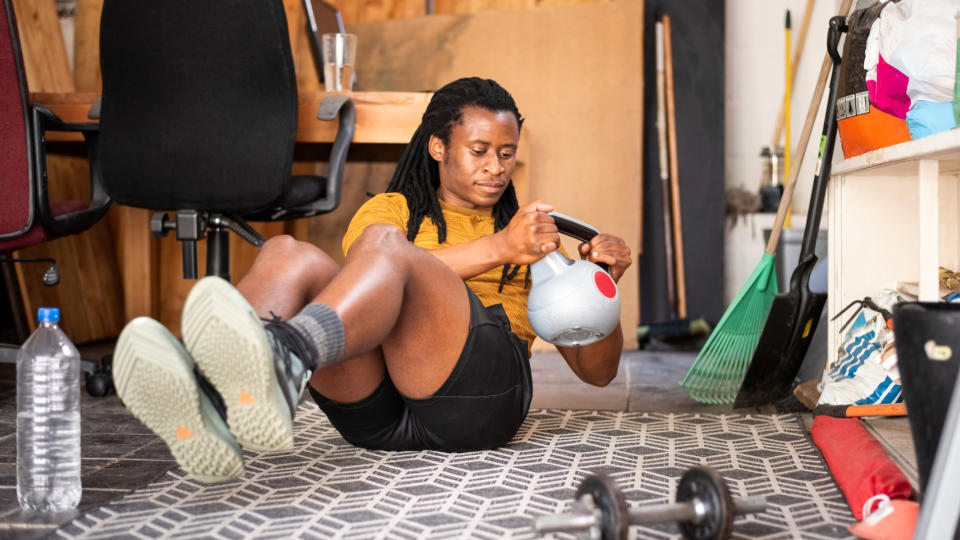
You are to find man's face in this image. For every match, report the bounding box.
[430,105,520,209]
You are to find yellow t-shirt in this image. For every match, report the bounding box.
[342,192,537,357]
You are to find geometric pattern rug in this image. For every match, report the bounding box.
[55,407,853,539]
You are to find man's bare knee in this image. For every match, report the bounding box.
[257,235,339,286]
[347,224,409,259]
[261,234,305,258]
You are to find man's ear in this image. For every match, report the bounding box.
[428,134,445,163]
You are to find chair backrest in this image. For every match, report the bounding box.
[98,0,298,215]
[0,0,33,241]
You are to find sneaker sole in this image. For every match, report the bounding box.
[182,277,294,452]
[113,317,243,483]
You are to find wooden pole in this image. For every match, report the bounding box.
[662,14,686,319]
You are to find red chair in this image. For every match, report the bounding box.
[0,0,112,394]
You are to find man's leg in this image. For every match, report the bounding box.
[238,227,473,399]
[183,224,471,449]
[236,235,387,405]
[236,235,339,320]
[306,224,471,400]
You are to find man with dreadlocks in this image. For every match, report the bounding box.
[113,77,632,482]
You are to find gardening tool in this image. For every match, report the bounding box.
[812,403,907,418]
[638,14,710,348]
[655,17,677,316]
[733,15,848,409]
[681,0,853,404]
[663,13,687,320]
[783,9,792,226]
[758,0,815,195]
[527,212,621,347]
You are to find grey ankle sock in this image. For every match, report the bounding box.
[287,303,345,370]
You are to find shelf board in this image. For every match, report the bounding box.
[834,128,960,177]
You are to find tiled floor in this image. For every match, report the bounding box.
[0,349,919,538]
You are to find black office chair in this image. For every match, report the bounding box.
[97,0,355,281]
[1,0,113,394]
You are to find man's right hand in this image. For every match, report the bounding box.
[496,201,561,265]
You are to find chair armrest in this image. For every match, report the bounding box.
[88,96,101,120]
[31,105,111,237]
[294,95,356,214]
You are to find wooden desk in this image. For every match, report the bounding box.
[32,91,432,144]
[30,91,431,324]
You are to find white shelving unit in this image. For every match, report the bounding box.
[827,129,960,367]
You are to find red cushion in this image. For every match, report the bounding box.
[0,0,32,237]
[810,416,914,520]
[0,200,88,252]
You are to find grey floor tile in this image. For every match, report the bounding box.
[0,432,14,459]
[529,350,628,410]
[82,459,173,491]
[122,439,174,461]
[0,506,77,539]
[76,488,130,509]
[80,433,166,460]
[0,462,13,487]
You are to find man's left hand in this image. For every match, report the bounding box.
[578,234,632,282]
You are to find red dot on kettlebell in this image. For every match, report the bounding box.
[594,271,616,298]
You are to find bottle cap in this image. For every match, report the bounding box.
[37,307,60,323]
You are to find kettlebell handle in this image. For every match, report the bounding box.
[547,212,599,243]
[546,212,609,273]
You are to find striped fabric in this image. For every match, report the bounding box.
[821,306,903,406]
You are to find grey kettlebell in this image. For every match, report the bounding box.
[527,212,621,347]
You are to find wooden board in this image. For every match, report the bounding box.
[351,2,644,348]
[11,0,124,343]
[325,0,426,24]
[433,0,604,14]
[73,0,102,93]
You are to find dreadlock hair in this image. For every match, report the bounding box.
[386,77,526,291]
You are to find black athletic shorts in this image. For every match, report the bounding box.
[308,284,533,452]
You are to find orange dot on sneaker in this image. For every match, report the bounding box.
[238,391,256,405]
[176,426,193,440]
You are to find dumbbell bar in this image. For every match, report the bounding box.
[535,467,767,540]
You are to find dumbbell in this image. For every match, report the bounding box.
[535,466,767,540]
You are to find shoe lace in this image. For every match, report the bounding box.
[261,312,318,371]
[193,367,229,422]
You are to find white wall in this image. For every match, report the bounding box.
[724,0,843,303]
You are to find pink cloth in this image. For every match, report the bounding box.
[866,53,911,119]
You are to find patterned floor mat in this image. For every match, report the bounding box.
[55,407,853,539]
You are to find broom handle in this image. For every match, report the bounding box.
[663,14,687,319]
[772,0,814,151]
[758,0,814,191]
[655,20,677,315]
[765,0,853,254]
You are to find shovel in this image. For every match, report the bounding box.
[734,16,848,409]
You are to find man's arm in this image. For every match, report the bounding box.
[557,326,624,386]
[427,200,560,279]
[555,231,633,386]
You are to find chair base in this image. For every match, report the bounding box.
[151,211,264,281]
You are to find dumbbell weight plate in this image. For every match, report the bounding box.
[574,473,629,540]
[676,467,734,540]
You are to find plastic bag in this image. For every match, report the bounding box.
[882,0,960,105]
[818,297,903,406]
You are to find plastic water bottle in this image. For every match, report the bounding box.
[16,307,82,511]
